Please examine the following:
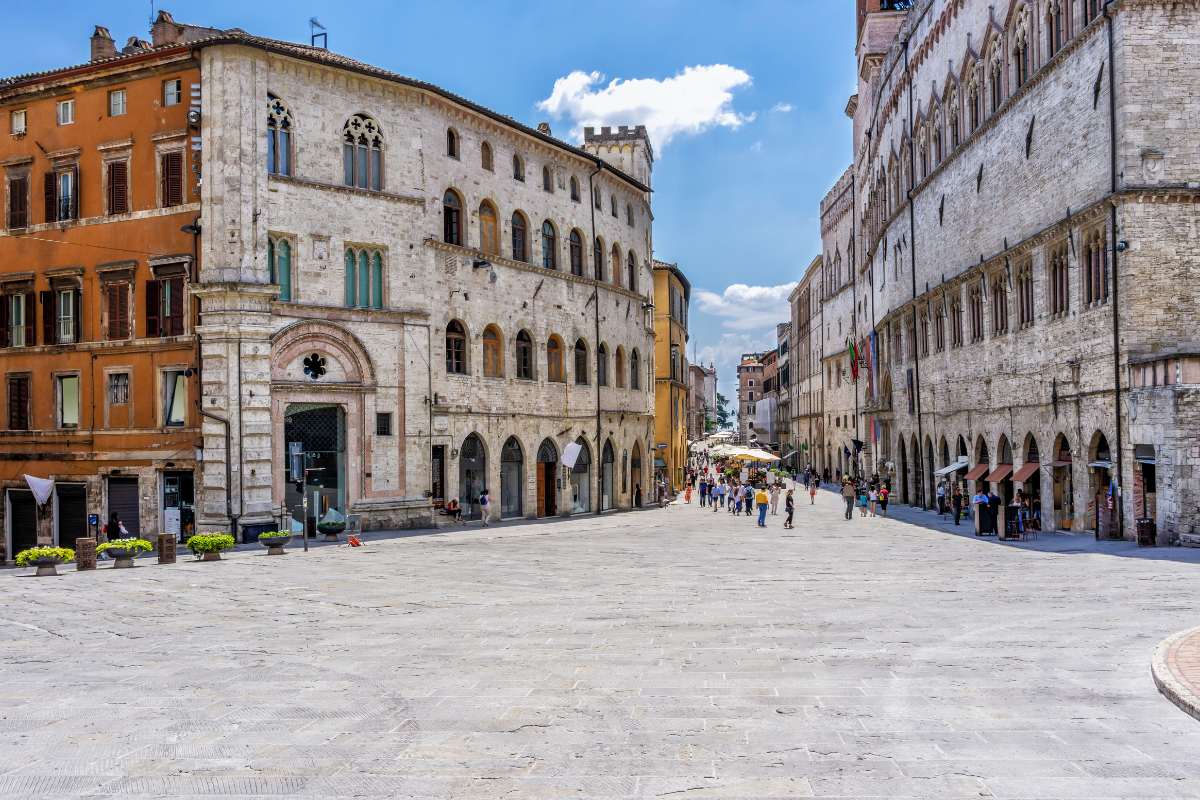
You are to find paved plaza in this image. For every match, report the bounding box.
[3,490,1200,799]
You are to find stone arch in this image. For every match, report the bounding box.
[271,320,375,385]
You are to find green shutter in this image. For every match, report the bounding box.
[344,249,356,307]
[267,239,275,285]
[370,252,383,309]
[278,239,292,301]
[358,251,369,308]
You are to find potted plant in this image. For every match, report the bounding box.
[96,537,153,569]
[186,533,236,561]
[15,546,75,577]
[257,530,292,555]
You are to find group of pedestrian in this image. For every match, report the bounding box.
[689,471,797,530]
[838,474,891,521]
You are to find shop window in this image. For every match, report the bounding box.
[57,375,79,428]
[163,370,188,426]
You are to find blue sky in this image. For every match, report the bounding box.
[3,1,857,400]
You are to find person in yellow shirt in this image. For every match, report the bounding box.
[754,486,770,527]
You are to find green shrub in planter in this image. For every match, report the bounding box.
[15,546,75,576]
[186,533,236,561]
[96,538,154,568]
[257,530,292,555]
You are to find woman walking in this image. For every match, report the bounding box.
[755,485,770,527]
[878,483,890,516]
[783,489,795,529]
[769,483,781,515]
[868,486,878,517]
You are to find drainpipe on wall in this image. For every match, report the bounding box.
[902,37,928,509]
[587,164,603,513]
[1104,1,1125,539]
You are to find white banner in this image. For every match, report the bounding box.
[561,442,583,471]
[23,475,54,506]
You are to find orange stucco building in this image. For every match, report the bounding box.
[0,22,204,560]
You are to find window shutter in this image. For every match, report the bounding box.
[8,176,27,228]
[72,288,82,343]
[0,296,9,347]
[40,291,53,345]
[43,172,57,223]
[23,293,34,347]
[167,278,183,335]
[161,152,183,207]
[69,164,80,219]
[117,284,129,339]
[145,280,160,337]
[108,160,128,214]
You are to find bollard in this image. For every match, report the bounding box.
[75,537,97,571]
[157,534,176,565]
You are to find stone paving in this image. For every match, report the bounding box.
[1153,626,1200,725]
[2,488,1200,799]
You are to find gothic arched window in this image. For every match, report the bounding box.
[266,94,293,176]
[343,113,383,190]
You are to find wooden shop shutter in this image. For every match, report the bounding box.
[43,172,57,223]
[107,283,130,340]
[8,176,27,228]
[8,376,29,430]
[145,279,160,337]
[0,295,8,347]
[23,293,34,347]
[166,277,183,336]
[40,290,53,345]
[161,152,183,207]
[72,288,82,343]
[107,160,128,214]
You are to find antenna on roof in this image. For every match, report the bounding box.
[149,0,155,26]
[309,17,327,49]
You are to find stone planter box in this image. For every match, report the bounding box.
[259,535,291,555]
[200,551,222,561]
[32,557,64,577]
[104,547,140,569]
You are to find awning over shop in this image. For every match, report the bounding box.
[934,458,968,477]
[1012,462,1040,483]
[653,457,667,468]
[986,464,1013,483]
[1087,460,1114,469]
[964,464,990,481]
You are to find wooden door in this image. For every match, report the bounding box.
[536,463,546,518]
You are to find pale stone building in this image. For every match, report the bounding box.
[687,362,717,442]
[840,0,1200,541]
[789,257,824,474]
[736,354,765,444]
[190,26,658,533]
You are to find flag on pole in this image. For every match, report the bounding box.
[847,338,859,381]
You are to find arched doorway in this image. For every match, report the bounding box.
[1051,434,1074,530]
[500,437,524,519]
[924,435,935,509]
[1090,432,1115,538]
[996,435,1014,505]
[898,437,909,505]
[973,436,991,496]
[1017,434,1042,526]
[601,440,615,511]
[570,438,592,514]
[284,403,346,535]
[536,439,558,518]
[459,433,486,520]
[631,442,644,507]
[910,434,922,508]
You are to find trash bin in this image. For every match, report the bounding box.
[1136,517,1156,547]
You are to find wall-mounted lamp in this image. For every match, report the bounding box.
[1116,240,1129,252]
[180,223,201,235]
[641,301,655,311]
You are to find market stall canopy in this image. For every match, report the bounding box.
[708,431,734,441]
[728,448,780,462]
[934,458,969,477]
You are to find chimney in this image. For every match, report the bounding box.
[90,25,116,61]
[121,36,152,55]
[536,122,551,136]
[151,9,183,47]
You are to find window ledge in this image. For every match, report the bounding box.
[268,173,424,206]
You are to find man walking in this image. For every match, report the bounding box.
[952,483,963,526]
[783,489,795,529]
[841,478,855,520]
[698,477,709,507]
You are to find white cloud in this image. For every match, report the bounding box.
[770,102,794,113]
[694,282,797,332]
[537,65,755,153]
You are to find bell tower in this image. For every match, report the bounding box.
[582,125,654,189]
